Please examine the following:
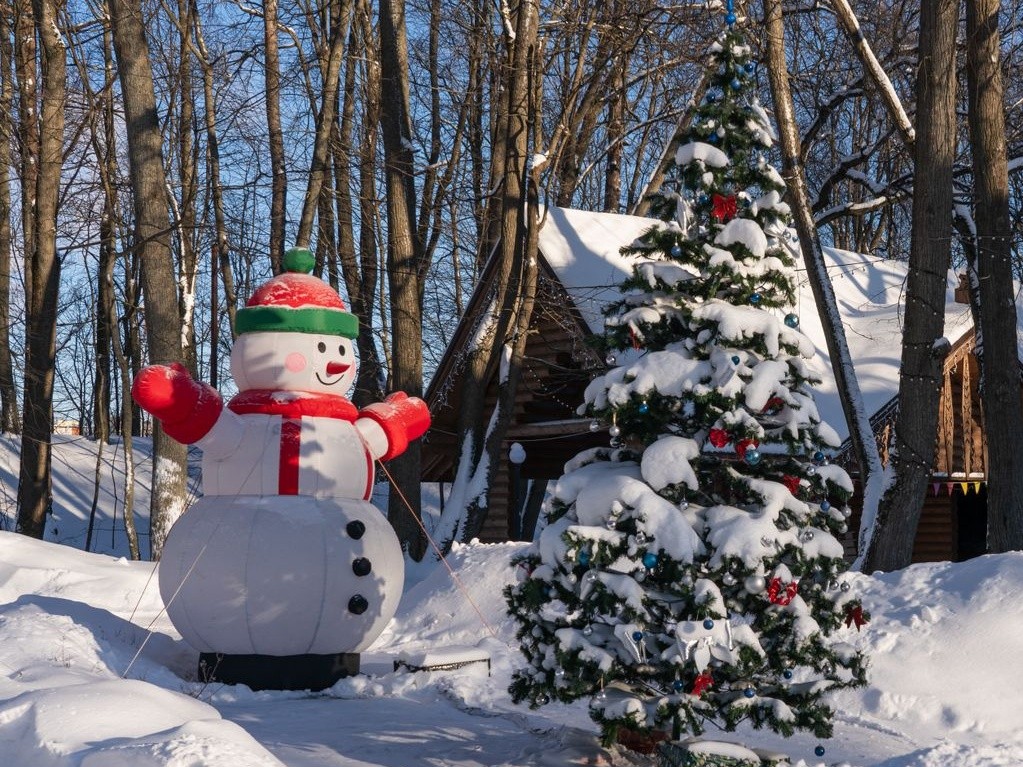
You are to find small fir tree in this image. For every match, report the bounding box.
[505,21,869,747]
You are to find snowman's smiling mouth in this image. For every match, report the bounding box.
[316,361,350,385]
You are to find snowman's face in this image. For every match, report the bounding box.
[231,332,358,395]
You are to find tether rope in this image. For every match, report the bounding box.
[375,458,501,641]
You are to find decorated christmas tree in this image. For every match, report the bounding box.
[504,16,869,752]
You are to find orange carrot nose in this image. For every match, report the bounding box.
[326,361,350,376]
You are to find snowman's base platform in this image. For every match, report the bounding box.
[393,645,491,674]
[199,651,360,691]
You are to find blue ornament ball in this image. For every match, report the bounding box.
[784,313,800,328]
[743,686,755,698]
[698,194,710,205]
[744,62,755,74]
[706,91,718,104]
[731,355,741,365]
[726,11,737,24]
[707,132,719,144]
[632,630,644,642]
[744,448,762,466]
[820,500,831,512]
[783,668,793,680]
[638,402,650,414]
[671,245,682,257]
[642,552,658,569]
[672,679,685,691]
[730,78,742,90]
[813,450,826,463]
[703,618,715,630]
[815,745,826,757]
[749,292,762,305]
[578,550,591,566]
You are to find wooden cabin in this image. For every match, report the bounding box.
[422,207,1003,562]
[422,209,656,541]
[845,331,989,562]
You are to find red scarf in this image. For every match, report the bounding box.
[227,389,363,496]
[228,389,359,420]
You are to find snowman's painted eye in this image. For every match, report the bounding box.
[317,342,326,353]
[338,344,346,356]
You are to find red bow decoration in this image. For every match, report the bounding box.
[712,194,738,222]
[629,327,643,350]
[761,396,784,414]
[845,604,868,631]
[708,428,730,448]
[782,475,801,495]
[735,438,759,460]
[767,577,799,606]
[691,671,714,696]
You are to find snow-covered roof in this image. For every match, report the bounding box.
[536,207,1012,443]
[538,207,660,335]
[796,249,971,442]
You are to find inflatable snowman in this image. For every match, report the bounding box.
[132,247,430,690]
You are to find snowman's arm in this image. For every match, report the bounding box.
[355,417,389,461]
[132,363,223,445]
[194,408,248,460]
[356,392,431,461]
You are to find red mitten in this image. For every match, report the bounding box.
[131,362,222,444]
[359,392,432,461]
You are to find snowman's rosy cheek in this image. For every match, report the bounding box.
[284,352,307,372]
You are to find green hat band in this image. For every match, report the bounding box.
[235,306,359,338]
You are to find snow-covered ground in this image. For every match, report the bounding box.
[1,435,1022,766]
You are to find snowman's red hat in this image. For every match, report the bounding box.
[235,247,359,338]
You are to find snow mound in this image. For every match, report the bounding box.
[836,554,1023,739]
[0,532,284,767]
[4,508,1023,765]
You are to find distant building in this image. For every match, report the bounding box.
[53,419,81,436]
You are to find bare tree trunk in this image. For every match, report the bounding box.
[109,0,189,559]
[115,230,141,556]
[468,102,542,545]
[13,0,37,310]
[16,0,65,540]
[190,0,238,345]
[294,0,352,250]
[0,12,20,433]
[965,0,1023,553]
[174,0,198,374]
[863,0,958,572]
[379,0,427,559]
[87,20,138,557]
[90,23,119,447]
[603,57,626,212]
[112,272,140,560]
[467,0,487,273]
[335,0,383,407]
[437,0,540,547]
[762,0,886,566]
[831,0,915,147]
[93,239,113,443]
[264,0,287,273]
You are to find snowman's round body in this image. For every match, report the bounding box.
[158,493,403,657]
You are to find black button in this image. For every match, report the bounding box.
[346,520,366,539]
[352,557,372,576]
[348,595,369,614]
